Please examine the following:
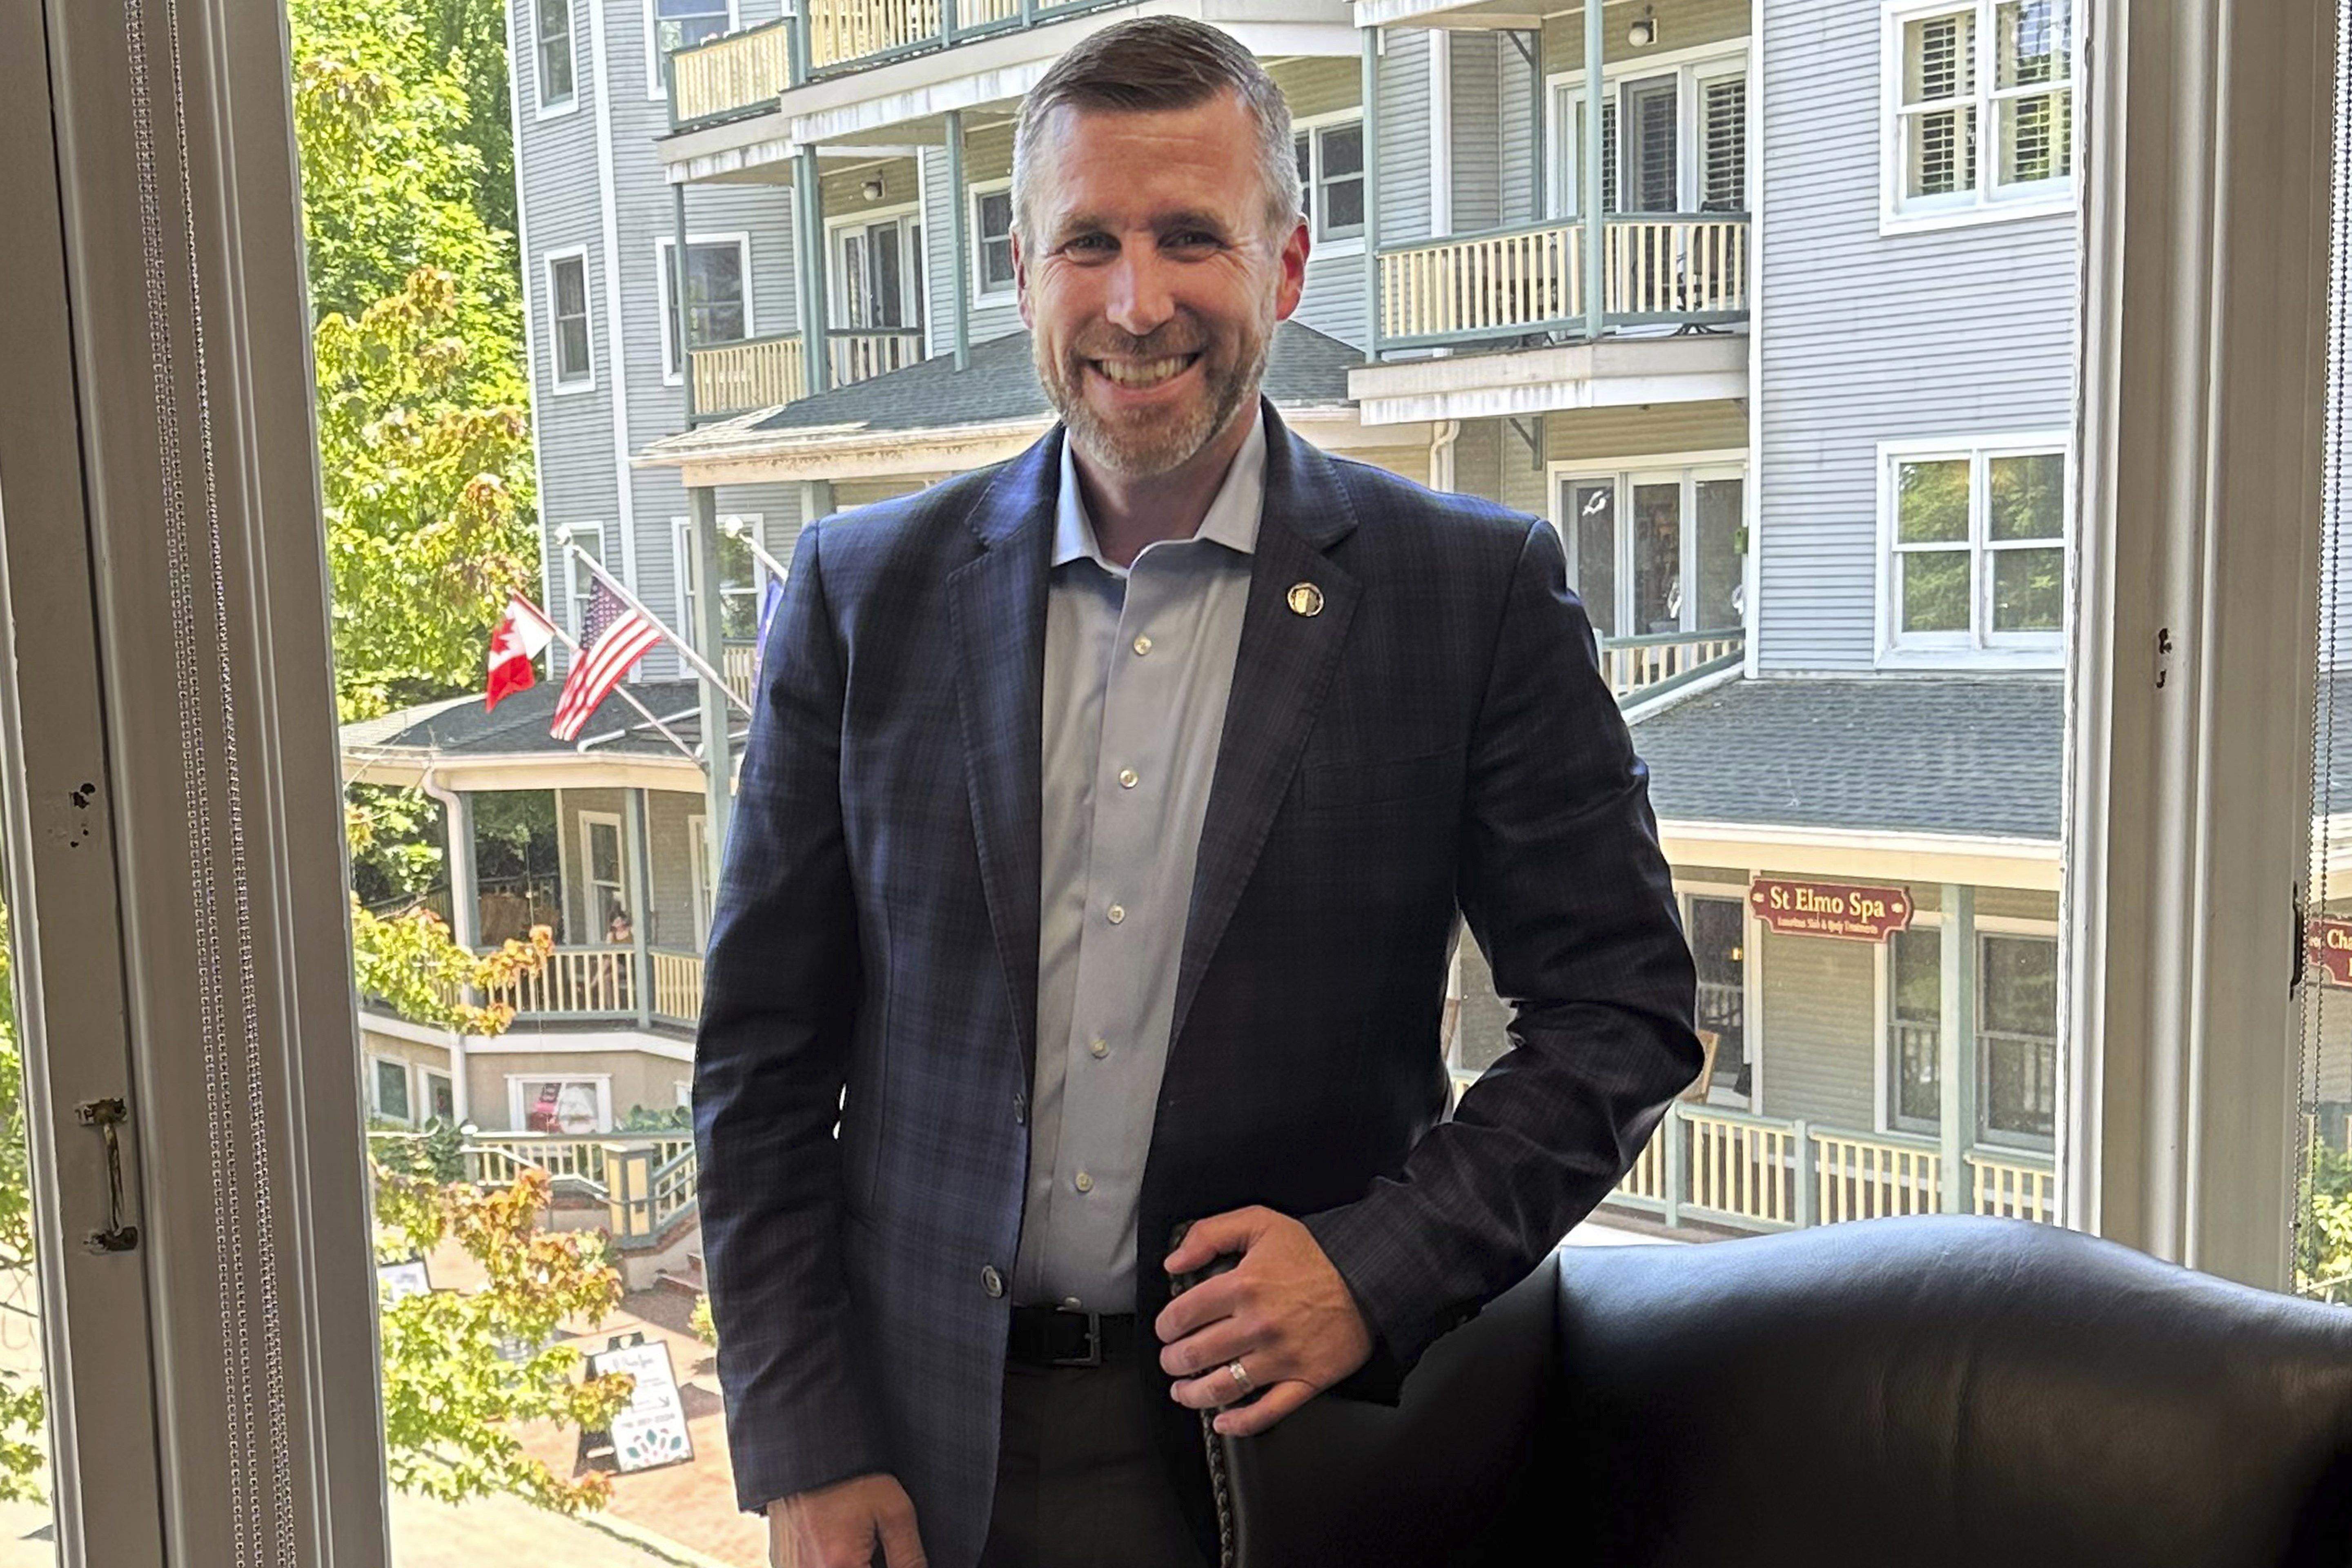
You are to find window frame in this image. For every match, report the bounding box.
[543,245,595,394]
[654,232,754,386]
[644,0,739,101]
[668,512,770,643]
[1546,450,1749,640]
[825,201,926,333]
[969,180,1016,302]
[1291,110,1367,253]
[561,520,611,643]
[535,0,579,120]
[1879,0,2078,235]
[1873,910,2061,1145]
[422,1068,458,1125]
[1875,434,2071,669]
[368,1056,415,1125]
[577,809,633,940]
[505,1074,615,1135]
[1878,918,1948,1137]
[1675,879,1757,1110]
[1547,41,1753,220]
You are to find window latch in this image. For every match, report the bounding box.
[74,1098,140,1255]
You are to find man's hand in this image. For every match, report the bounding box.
[766,1472,927,1568]
[1154,1206,1375,1437]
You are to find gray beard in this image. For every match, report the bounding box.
[1037,320,1273,479]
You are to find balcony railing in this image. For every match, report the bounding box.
[1592,1102,2060,1233]
[476,945,704,1029]
[370,1131,701,1249]
[1601,628,1743,706]
[690,328,928,418]
[724,639,757,703]
[669,17,793,125]
[1377,214,1750,351]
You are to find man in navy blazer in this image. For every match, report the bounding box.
[695,18,1701,1568]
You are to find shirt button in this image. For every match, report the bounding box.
[1107,904,1125,924]
[981,1265,1004,1298]
[1132,635,1152,656]
[1089,1038,1109,1059]
[1117,768,1139,789]
[1074,1172,1094,1194]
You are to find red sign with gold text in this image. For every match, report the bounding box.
[1748,880,1914,942]
[2307,920,2352,988]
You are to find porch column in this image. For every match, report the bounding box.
[797,147,831,395]
[688,486,733,893]
[1938,885,1978,1213]
[1361,26,1381,362]
[439,786,480,953]
[626,787,655,1030]
[946,109,971,372]
[1582,0,1605,342]
[673,182,694,422]
[800,479,835,534]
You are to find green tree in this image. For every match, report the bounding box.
[0,910,46,1503]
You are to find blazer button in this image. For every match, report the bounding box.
[981,1265,1004,1298]
[1013,1092,1028,1125]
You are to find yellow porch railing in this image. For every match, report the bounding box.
[1969,1151,2058,1223]
[1604,215,1749,318]
[1376,214,1749,347]
[1683,1110,1796,1226]
[484,945,636,1017]
[650,949,705,1026]
[693,334,807,419]
[724,641,757,703]
[806,0,941,69]
[1616,1125,1668,1206]
[1813,1129,1943,1222]
[669,20,793,123]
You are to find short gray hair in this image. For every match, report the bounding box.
[1011,18,1303,241]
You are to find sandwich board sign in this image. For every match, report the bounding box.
[584,1333,693,1474]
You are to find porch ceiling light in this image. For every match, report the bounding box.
[861,176,885,201]
[1628,8,1657,46]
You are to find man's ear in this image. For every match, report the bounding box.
[1013,229,1033,329]
[1273,216,1310,323]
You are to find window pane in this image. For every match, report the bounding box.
[557,317,590,381]
[1981,936,2057,1035]
[1322,176,1364,235]
[426,1074,456,1123]
[1695,478,1744,628]
[1892,927,1942,1022]
[1907,105,1978,200]
[1897,458,1970,542]
[1568,481,1617,637]
[1995,0,2071,89]
[1989,452,2065,539]
[1631,482,1682,633]
[1688,897,1747,1095]
[1999,91,2073,185]
[553,256,586,318]
[1702,77,1747,212]
[1904,11,1978,104]
[1624,78,1680,213]
[588,821,622,886]
[1991,547,2063,631]
[688,243,743,312]
[1321,124,1363,180]
[521,1080,604,1134]
[1980,935,2058,1141]
[1901,549,1971,633]
[375,1060,411,1123]
[538,0,573,98]
[656,0,731,54]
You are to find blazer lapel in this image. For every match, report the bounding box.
[1168,407,1362,1054]
[948,432,1058,1078]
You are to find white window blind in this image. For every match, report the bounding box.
[1702,77,1746,210]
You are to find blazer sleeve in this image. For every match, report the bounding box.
[693,520,891,1511]
[1302,517,1703,1381]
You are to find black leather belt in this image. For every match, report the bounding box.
[1007,1304,1140,1368]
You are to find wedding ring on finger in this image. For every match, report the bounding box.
[1226,1359,1254,1397]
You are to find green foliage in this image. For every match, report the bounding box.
[373,1167,633,1512]
[349,895,554,1037]
[348,783,447,910]
[619,1103,694,1133]
[689,1292,718,1350]
[0,910,43,1504]
[2298,1143,2352,1303]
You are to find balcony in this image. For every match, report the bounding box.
[1377,214,1750,352]
[689,327,927,419]
[477,944,704,1031]
[1604,629,1742,707]
[1601,1102,2058,1233]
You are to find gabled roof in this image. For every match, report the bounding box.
[1633,675,2065,842]
[340,679,735,793]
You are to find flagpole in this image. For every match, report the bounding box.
[722,517,791,586]
[517,592,701,762]
[563,544,752,715]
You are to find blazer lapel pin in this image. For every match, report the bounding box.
[1287,582,1324,618]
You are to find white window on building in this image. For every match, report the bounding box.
[1886,926,1943,1134]
[657,234,751,381]
[1879,439,2067,665]
[422,1069,456,1125]
[670,516,766,641]
[1553,53,1749,218]
[510,1076,612,1135]
[370,1058,412,1125]
[1875,922,2058,1148]
[973,184,1015,299]
[1292,119,1365,244]
[1553,461,1745,640]
[1884,0,2075,229]
[1685,892,1749,1104]
[579,810,632,940]
[536,0,577,115]
[545,248,593,391]
[649,0,732,97]
[562,521,610,642]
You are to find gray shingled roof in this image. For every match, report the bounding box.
[748,319,1363,435]
[1633,676,2065,840]
[341,678,724,761]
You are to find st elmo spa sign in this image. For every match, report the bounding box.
[1748,880,1915,942]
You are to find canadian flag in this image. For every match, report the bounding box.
[485,594,558,711]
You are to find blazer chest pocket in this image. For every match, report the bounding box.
[1300,747,1462,811]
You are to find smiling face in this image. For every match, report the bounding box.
[1014,91,1309,479]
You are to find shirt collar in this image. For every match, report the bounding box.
[1051,408,1266,573]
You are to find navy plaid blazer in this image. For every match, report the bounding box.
[694,403,1701,1567]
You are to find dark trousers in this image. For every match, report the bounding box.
[978,1343,1214,1568]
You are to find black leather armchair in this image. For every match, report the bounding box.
[1226,1217,2352,1567]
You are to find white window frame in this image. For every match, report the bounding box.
[422,1068,457,1125]
[543,245,595,393]
[668,512,770,639]
[1872,909,2062,1148]
[1675,879,1756,1111]
[655,232,754,386]
[1547,41,1753,220]
[1875,434,2071,669]
[563,520,611,642]
[578,809,634,939]
[1292,110,1367,254]
[1877,917,1947,1137]
[644,0,739,101]
[1545,450,1749,640]
[505,1074,615,1134]
[368,1055,415,1125]
[826,201,926,331]
[688,814,713,948]
[970,179,1016,302]
[535,0,579,119]
[1879,0,2078,235]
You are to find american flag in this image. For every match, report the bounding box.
[551,579,662,742]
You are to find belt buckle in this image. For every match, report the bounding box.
[1049,1306,1102,1368]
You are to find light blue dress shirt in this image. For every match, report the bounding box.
[1012,412,1267,1311]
